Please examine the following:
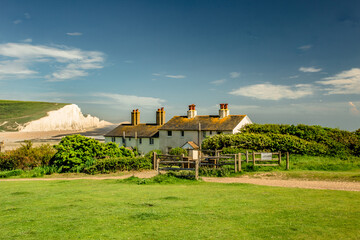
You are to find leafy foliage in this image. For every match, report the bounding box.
[202,124,360,157]
[50,135,134,172]
[0,141,56,170]
[84,157,152,174]
[169,147,188,156]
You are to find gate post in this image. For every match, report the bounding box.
[238,153,242,172]
[153,152,157,170]
[195,160,199,180]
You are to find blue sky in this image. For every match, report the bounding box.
[0,0,360,130]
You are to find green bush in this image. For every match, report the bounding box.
[84,157,152,174]
[0,141,56,170]
[169,147,188,156]
[202,133,328,156]
[50,135,134,172]
[0,169,23,178]
[241,124,360,156]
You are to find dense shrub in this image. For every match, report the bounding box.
[84,157,152,174]
[202,133,328,156]
[0,141,56,170]
[169,147,188,156]
[241,124,360,156]
[50,135,134,172]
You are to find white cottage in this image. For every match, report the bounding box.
[104,108,165,154]
[158,104,252,153]
[105,104,252,155]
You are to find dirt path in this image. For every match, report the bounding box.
[1,171,360,192]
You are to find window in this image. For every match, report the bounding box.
[111,137,116,142]
[139,138,142,144]
[181,131,184,137]
[203,131,206,138]
[168,131,172,136]
[217,131,222,134]
[129,138,131,141]
[210,130,213,135]
[149,138,154,145]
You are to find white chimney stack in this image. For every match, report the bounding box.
[219,103,229,119]
[187,104,197,119]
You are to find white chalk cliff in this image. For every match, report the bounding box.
[20,104,111,132]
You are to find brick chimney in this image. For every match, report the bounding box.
[156,107,166,125]
[219,103,230,119]
[187,104,197,119]
[131,109,140,125]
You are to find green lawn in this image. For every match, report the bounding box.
[0,100,68,131]
[0,178,359,239]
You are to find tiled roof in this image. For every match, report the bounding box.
[182,141,199,149]
[159,115,247,131]
[104,124,161,138]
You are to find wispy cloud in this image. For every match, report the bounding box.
[152,73,161,76]
[66,32,83,36]
[93,93,165,108]
[349,102,360,115]
[210,79,226,85]
[24,13,31,19]
[165,75,186,79]
[299,67,322,73]
[229,83,314,100]
[298,45,312,51]
[317,68,360,95]
[22,38,32,43]
[230,72,240,78]
[289,75,299,79]
[13,19,22,24]
[124,60,134,64]
[0,42,104,81]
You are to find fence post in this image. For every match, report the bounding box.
[246,150,249,163]
[286,152,290,170]
[157,158,160,174]
[252,152,256,166]
[238,153,242,172]
[278,151,281,166]
[153,152,157,170]
[234,154,237,173]
[195,160,199,180]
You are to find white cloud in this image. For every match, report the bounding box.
[124,60,134,64]
[298,45,312,50]
[93,93,165,108]
[289,75,299,79]
[230,72,240,78]
[349,102,360,115]
[210,79,226,85]
[299,67,322,73]
[13,19,22,24]
[317,68,360,94]
[66,32,83,36]
[24,13,31,19]
[152,73,161,76]
[22,38,32,43]
[229,83,314,100]
[0,42,104,81]
[165,75,186,79]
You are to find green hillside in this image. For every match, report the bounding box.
[0,100,69,131]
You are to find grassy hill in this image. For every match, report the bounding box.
[0,100,69,131]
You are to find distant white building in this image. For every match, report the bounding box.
[104,104,252,155]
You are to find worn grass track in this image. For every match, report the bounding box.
[0,179,359,239]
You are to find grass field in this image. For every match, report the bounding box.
[0,100,68,131]
[0,177,359,239]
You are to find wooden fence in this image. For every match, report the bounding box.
[252,152,289,170]
[153,152,199,180]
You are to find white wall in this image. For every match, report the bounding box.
[105,136,159,154]
[232,116,253,134]
[158,130,232,153]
